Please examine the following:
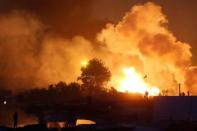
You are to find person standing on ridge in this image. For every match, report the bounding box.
[13,112,18,129]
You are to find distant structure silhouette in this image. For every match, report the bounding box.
[178,83,181,96]
[13,112,18,128]
[187,91,190,96]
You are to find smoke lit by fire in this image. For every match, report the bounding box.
[97,2,194,95]
[0,2,196,95]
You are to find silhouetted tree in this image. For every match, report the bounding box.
[56,81,67,90]
[67,82,81,93]
[78,58,111,104]
[78,58,111,90]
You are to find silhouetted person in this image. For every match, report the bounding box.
[144,91,149,99]
[13,112,18,129]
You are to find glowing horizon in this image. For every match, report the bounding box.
[114,67,160,96]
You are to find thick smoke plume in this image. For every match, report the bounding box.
[0,2,196,95]
[97,2,194,95]
[0,11,43,90]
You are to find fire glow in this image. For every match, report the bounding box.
[0,2,196,96]
[81,60,88,67]
[80,60,160,96]
[117,67,160,96]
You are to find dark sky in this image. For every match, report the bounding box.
[0,0,196,64]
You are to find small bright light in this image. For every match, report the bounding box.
[76,119,96,126]
[81,60,88,67]
[3,100,7,105]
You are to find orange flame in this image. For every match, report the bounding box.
[116,67,160,96]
